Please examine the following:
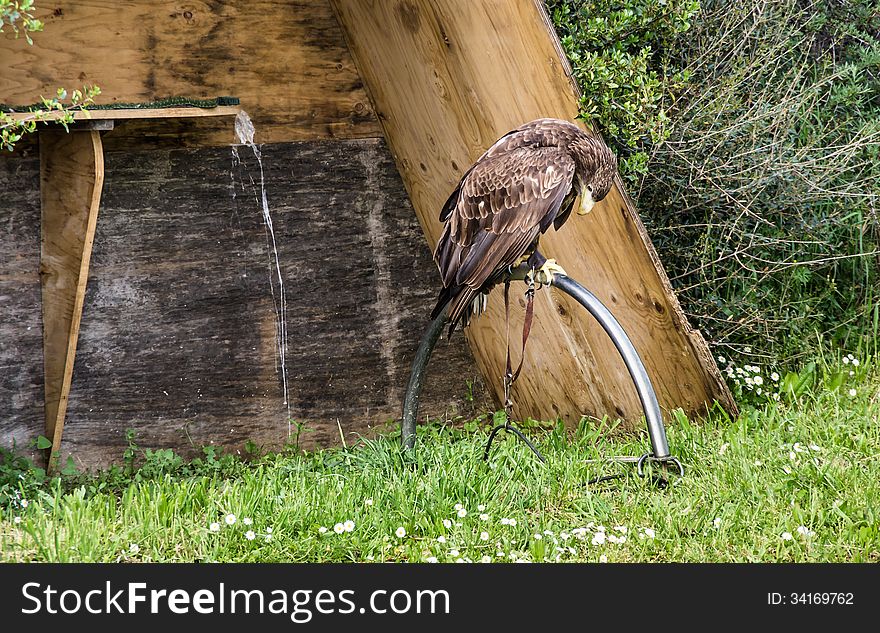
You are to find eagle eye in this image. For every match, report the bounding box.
[586,184,594,193]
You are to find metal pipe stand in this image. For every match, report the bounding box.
[401,267,684,478]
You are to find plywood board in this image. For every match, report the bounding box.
[0,1,381,148]
[331,0,736,426]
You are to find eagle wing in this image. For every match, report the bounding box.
[435,146,576,291]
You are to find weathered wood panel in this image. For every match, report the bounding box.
[0,139,488,469]
[331,0,736,426]
[0,1,381,148]
[0,155,44,462]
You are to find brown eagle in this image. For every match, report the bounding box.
[432,118,617,330]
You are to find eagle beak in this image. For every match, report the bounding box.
[577,190,596,215]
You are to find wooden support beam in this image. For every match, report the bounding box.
[5,105,241,124]
[331,0,736,426]
[39,129,104,471]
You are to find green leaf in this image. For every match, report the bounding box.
[36,435,52,450]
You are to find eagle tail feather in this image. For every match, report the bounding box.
[431,285,487,335]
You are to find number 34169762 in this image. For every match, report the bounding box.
[768,592,854,605]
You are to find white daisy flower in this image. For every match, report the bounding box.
[13,516,22,525]
[437,535,446,544]
[534,533,543,541]
[333,523,345,534]
[395,527,407,538]
[266,527,273,534]
[481,555,492,563]
[457,509,467,518]
[599,554,608,563]
[852,359,859,367]
[129,543,139,554]
[848,388,857,397]
[713,517,722,529]
[319,526,328,534]
[443,519,453,529]
[426,556,438,563]
[479,513,489,521]
[245,531,255,541]
[480,532,490,541]
[449,549,460,557]
[717,355,726,364]
[796,525,814,537]
[454,503,464,511]
[20,499,28,508]
[225,514,237,525]
[592,532,606,545]
[243,517,253,526]
[478,504,486,512]
[209,522,220,532]
[771,372,780,382]
[365,498,374,506]
[643,527,656,540]
[781,532,793,541]
[344,520,355,532]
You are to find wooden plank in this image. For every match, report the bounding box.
[0,139,489,470]
[0,1,381,147]
[331,0,736,427]
[39,129,104,470]
[5,106,242,123]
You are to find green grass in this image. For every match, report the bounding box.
[1,354,877,563]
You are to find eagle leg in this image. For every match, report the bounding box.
[525,251,567,288]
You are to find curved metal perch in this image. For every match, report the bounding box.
[401,308,449,450]
[401,267,682,475]
[550,274,670,460]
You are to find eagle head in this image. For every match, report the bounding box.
[572,136,617,215]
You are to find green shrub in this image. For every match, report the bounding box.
[547,0,700,180]
[550,0,880,361]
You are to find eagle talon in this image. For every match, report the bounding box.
[527,259,567,288]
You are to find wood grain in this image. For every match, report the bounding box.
[0,1,381,147]
[0,139,490,470]
[39,129,104,470]
[331,0,736,426]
